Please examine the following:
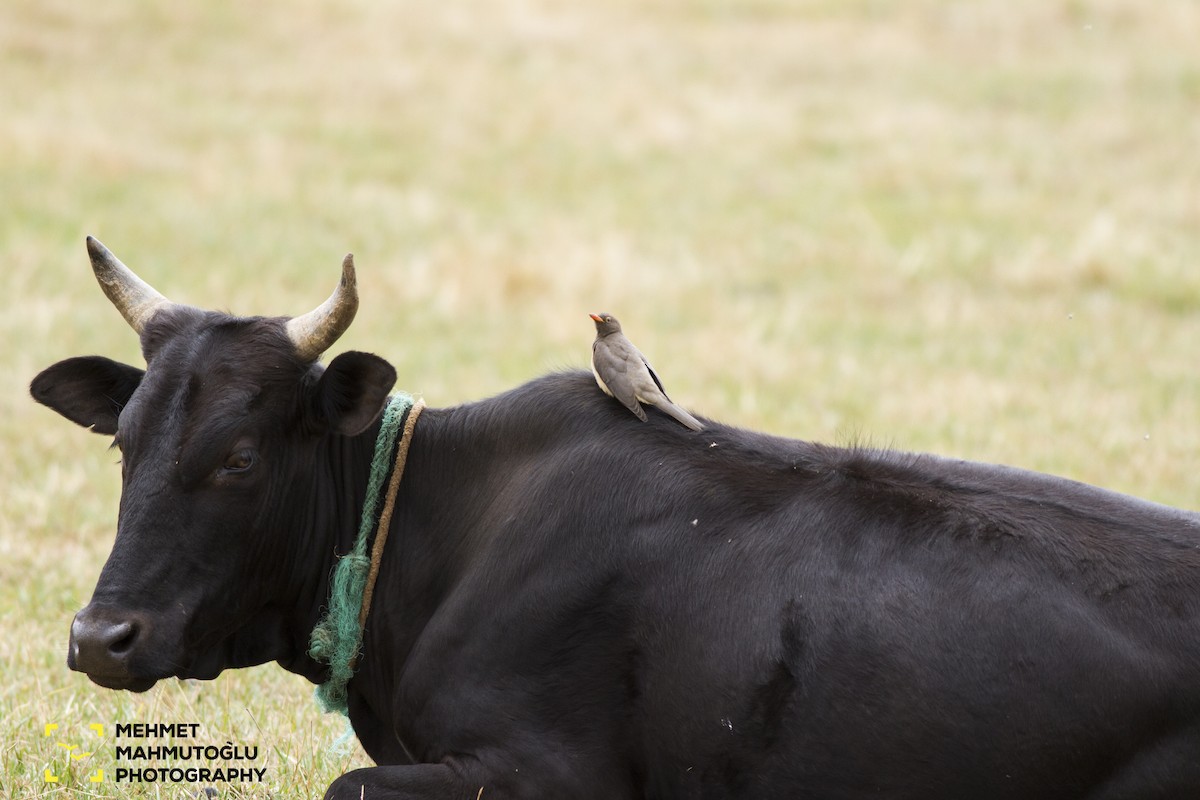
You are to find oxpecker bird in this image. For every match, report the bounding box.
[590,312,704,431]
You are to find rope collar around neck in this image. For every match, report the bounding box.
[309,393,425,717]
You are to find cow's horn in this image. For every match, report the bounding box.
[285,254,358,362]
[87,236,174,334]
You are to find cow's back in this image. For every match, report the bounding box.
[597,422,1200,797]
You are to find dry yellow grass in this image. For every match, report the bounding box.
[2,0,1198,796]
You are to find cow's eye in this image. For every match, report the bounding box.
[221,449,257,474]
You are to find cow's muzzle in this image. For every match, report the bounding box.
[68,605,159,692]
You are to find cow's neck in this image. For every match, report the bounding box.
[278,401,523,738]
[335,404,516,736]
[276,416,383,683]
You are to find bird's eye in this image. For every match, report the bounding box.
[221,449,257,474]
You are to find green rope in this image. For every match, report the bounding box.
[309,392,413,718]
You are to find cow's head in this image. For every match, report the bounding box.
[32,237,396,691]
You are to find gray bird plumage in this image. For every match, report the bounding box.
[590,312,704,431]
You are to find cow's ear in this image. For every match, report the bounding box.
[312,351,397,436]
[31,356,145,436]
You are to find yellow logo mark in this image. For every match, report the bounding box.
[42,722,105,783]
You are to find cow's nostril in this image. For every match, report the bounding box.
[107,621,139,655]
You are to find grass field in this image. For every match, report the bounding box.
[2,0,1198,796]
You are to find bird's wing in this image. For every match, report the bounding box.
[609,334,670,401]
[640,355,670,400]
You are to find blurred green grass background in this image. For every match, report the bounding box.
[2,0,1198,796]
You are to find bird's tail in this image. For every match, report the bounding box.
[657,401,704,431]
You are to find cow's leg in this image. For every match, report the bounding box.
[324,764,478,800]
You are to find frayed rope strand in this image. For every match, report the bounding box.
[309,393,414,717]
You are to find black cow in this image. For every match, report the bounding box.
[32,238,1200,799]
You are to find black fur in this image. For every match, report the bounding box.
[31,314,1200,799]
